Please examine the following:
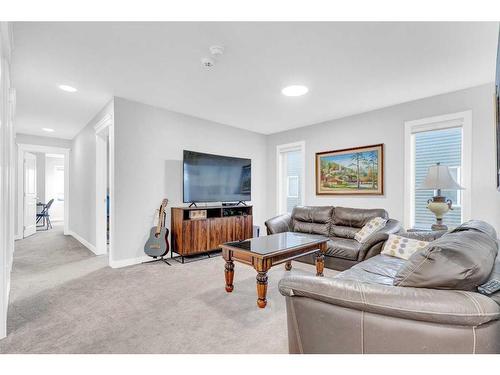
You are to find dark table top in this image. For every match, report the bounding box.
[222,232,328,255]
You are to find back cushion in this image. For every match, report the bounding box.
[291,206,333,236]
[330,225,359,239]
[394,230,498,291]
[332,207,388,228]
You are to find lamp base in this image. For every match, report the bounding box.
[431,222,448,231]
[427,195,453,232]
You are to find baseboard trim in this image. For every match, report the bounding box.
[109,255,151,269]
[14,233,22,240]
[67,230,99,255]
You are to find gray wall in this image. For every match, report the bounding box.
[113,97,268,263]
[266,83,500,233]
[69,100,113,246]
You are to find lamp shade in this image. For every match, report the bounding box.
[417,163,464,190]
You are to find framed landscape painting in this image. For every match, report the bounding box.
[316,144,384,195]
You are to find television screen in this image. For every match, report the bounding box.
[183,150,251,203]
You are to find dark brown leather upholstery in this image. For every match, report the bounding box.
[332,207,388,228]
[330,225,358,238]
[265,213,292,234]
[279,220,500,353]
[291,206,333,236]
[265,206,401,271]
[326,238,361,260]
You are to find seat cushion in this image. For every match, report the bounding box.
[394,224,498,291]
[332,207,388,228]
[326,237,362,261]
[292,206,334,236]
[335,254,407,285]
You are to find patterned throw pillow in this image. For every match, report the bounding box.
[354,217,388,243]
[381,234,429,260]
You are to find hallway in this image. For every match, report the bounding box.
[0,225,107,352]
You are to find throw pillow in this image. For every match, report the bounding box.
[381,234,429,260]
[354,217,387,243]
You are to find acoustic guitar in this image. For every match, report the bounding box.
[144,199,171,263]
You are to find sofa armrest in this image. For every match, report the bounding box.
[265,213,292,235]
[278,274,500,326]
[357,219,401,260]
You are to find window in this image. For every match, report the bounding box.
[287,176,299,198]
[277,142,305,214]
[404,111,471,230]
[414,127,462,229]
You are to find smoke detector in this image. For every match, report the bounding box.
[201,45,225,69]
[209,45,224,57]
[201,57,216,68]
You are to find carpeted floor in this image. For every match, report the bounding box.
[0,224,337,353]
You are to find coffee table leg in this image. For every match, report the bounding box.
[225,260,234,292]
[315,252,324,276]
[256,271,268,308]
[285,261,292,271]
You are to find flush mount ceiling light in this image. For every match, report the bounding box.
[281,85,309,97]
[42,128,55,132]
[58,84,77,93]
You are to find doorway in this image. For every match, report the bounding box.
[95,114,114,262]
[16,144,70,239]
[276,141,306,215]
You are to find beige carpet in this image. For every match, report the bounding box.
[0,225,337,353]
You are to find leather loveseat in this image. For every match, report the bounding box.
[278,220,500,354]
[265,206,401,271]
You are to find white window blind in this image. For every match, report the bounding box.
[414,127,462,229]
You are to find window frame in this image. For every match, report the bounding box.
[404,111,472,230]
[276,141,305,215]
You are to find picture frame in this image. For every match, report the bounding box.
[316,144,384,195]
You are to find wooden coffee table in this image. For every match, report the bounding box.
[221,232,328,308]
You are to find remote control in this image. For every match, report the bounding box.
[478,279,500,295]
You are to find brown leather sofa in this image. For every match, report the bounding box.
[265,206,401,271]
[278,220,500,353]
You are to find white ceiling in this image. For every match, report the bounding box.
[12,22,499,139]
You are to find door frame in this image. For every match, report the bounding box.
[16,144,70,239]
[22,152,37,238]
[94,113,114,261]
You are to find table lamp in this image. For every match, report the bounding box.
[417,162,464,230]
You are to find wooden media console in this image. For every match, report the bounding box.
[171,205,253,261]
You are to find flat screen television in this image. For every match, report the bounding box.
[183,150,251,204]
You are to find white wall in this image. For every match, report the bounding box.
[69,100,113,247]
[33,152,45,203]
[45,155,65,221]
[15,133,72,149]
[113,97,267,264]
[266,83,500,234]
[0,21,14,340]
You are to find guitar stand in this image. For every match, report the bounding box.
[142,256,172,266]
